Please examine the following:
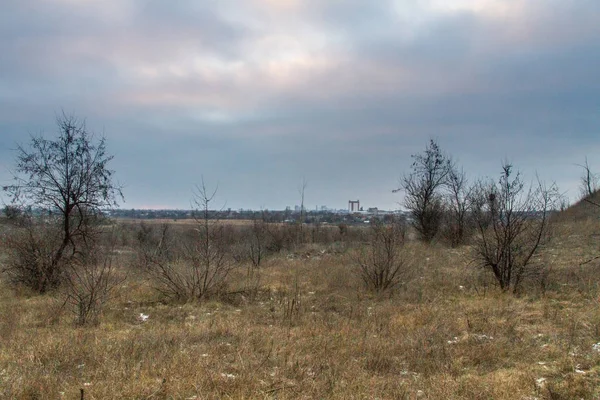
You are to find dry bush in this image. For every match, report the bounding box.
[355,218,413,293]
[233,217,271,268]
[263,223,297,253]
[138,183,237,302]
[62,238,125,326]
[471,163,560,293]
[2,218,65,292]
[138,223,234,302]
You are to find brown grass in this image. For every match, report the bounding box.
[1,219,600,399]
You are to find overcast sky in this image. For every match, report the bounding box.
[1,0,599,210]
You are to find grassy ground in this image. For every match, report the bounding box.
[1,218,600,399]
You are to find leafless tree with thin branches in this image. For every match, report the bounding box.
[576,157,599,205]
[471,163,560,293]
[444,165,472,247]
[395,139,453,242]
[2,114,122,292]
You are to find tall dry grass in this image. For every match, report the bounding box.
[0,218,599,399]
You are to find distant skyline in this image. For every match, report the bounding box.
[1,1,599,210]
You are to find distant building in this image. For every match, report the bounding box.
[348,200,360,212]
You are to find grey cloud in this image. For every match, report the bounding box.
[1,0,599,209]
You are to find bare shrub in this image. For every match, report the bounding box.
[264,223,297,253]
[2,218,65,292]
[62,238,124,326]
[236,215,270,268]
[231,217,273,300]
[141,181,235,301]
[471,163,560,293]
[356,218,411,293]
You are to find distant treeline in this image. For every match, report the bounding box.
[106,208,403,225]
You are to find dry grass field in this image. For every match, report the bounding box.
[1,211,600,399]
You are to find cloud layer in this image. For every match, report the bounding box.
[1,0,599,209]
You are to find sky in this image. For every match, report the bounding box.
[1,0,599,211]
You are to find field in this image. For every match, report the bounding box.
[1,216,600,399]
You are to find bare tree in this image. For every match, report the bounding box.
[232,213,270,299]
[3,114,122,292]
[577,157,599,204]
[238,212,270,268]
[444,165,472,246]
[297,178,308,244]
[356,218,410,293]
[471,163,559,293]
[395,139,452,242]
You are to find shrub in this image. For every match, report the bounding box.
[356,218,411,293]
[2,218,65,292]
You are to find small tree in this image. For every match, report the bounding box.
[238,212,270,268]
[233,213,269,299]
[577,157,599,202]
[444,165,472,246]
[356,218,410,293]
[396,139,452,242]
[471,163,559,293]
[297,178,308,245]
[3,114,122,292]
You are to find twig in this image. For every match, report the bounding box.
[265,383,296,394]
[583,198,600,208]
[579,255,600,267]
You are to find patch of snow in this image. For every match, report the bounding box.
[535,377,546,388]
[473,334,493,341]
